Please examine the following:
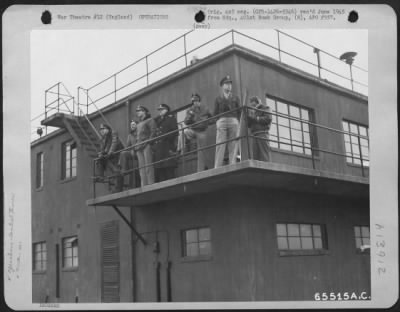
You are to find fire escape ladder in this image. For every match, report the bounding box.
[62,116,100,158]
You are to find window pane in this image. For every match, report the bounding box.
[64,247,72,257]
[301,109,309,121]
[313,237,323,249]
[199,242,211,255]
[73,256,79,267]
[350,123,358,134]
[300,224,312,236]
[354,226,361,237]
[342,121,349,132]
[276,224,287,236]
[301,237,313,249]
[71,148,77,158]
[277,102,288,114]
[186,243,198,257]
[290,106,300,118]
[64,257,73,268]
[42,243,47,251]
[361,226,370,238]
[345,142,352,154]
[312,225,321,237]
[362,237,370,246]
[71,167,77,177]
[287,224,299,236]
[266,98,275,108]
[302,123,309,132]
[355,237,362,249]
[359,126,367,137]
[199,228,210,241]
[303,134,311,144]
[278,126,290,139]
[305,148,312,155]
[344,134,350,143]
[277,237,288,249]
[291,129,303,144]
[291,120,301,130]
[288,237,301,249]
[360,138,369,147]
[278,116,289,127]
[185,230,198,243]
[350,135,359,145]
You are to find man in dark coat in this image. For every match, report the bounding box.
[96,123,124,178]
[153,103,178,182]
[119,120,141,188]
[247,96,272,161]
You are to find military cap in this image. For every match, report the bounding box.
[191,93,201,102]
[249,96,261,105]
[157,103,171,111]
[136,105,149,113]
[220,75,233,86]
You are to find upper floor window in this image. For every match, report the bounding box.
[62,236,78,268]
[266,96,314,156]
[354,225,370,252]
[182,227,212,258]
[36,152,44,188]
[62,141,77,179]
[342,120,369,167]
[276,223,326,250]
[33,241,47,271]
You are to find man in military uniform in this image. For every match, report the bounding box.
[153,103,179,182]
[213,75,241,168]
[183,93,212,172]
[247,96,272,161]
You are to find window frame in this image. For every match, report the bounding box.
[62,236,79,269]
[61,140,77,180]
[181,226,212,261]
[266,94,317,157]
[353,225,370,254]
[342,120,369,167]
[36,152,44,189]
[32,241,47,273]
[275,222,329,257]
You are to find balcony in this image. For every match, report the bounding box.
[86,105,369,208]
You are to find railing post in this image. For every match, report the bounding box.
[277,31,282,62]
[313,48,321,78]
[244,106,251,160]
[145,56,149,85]
[349,64,354,91]
[181,127,185,175]
[86,89,89,115]
[357,135,365,177]
[114,74,117,103]
[183,34,188,67]
[45,90,47,119]
[77,88,80,116]
[57,83,60,113]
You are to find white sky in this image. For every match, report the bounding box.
[31,29,368,139]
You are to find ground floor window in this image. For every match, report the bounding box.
[342,120,369,167]
[33,241,47,271]
[182,227,211,258]
[276,223,325,250]
[62,236,78,268]
[354,225,370,252]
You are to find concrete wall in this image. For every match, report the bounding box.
[133,187,370,301]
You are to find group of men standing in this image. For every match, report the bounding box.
[96,75,273,190]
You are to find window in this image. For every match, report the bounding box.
[266,96,314,155]
[342,120,369,167]
[354,226,370,252]
[62,141,77,179]
[182,227,211,258]
[62,236,78,268]
[276,223,325,250]
[33,242,47,271]
[36,152,44,188]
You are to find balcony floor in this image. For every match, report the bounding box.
[86,160,369,207]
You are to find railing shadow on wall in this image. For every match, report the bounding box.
[92,105,369,198]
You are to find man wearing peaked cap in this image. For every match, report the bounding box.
[219,75,233,86]
[213,74,241,168]
[153,103,178,182]
[135,104,156,186]
[247,96,272,162]
[182,93,212,172]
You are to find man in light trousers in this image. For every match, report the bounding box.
[213,75,241,168]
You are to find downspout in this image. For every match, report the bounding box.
[130,206,137,302]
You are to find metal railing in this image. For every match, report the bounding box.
[44,82,75,119]
[77,29,368,116]
[92,105,369,197]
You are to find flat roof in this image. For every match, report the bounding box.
[86,160,369,207]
